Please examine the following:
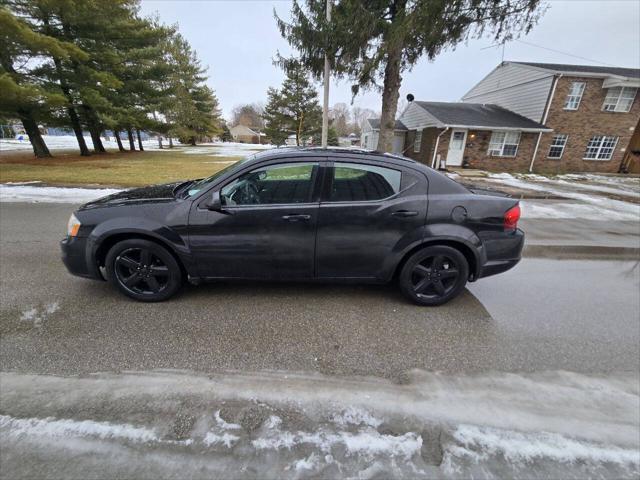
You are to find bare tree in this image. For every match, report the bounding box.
[230,103,265,130]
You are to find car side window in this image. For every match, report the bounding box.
[221,163,318,206]
[329,162,402,202]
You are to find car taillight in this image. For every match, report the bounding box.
[504,204,520,231]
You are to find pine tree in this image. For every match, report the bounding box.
[263,59,322,146]
[220,123,232,142]
[276,0,544,152]
[0,5,84,157]
[161,32,222,146]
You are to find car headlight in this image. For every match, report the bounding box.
[67,213,81,237]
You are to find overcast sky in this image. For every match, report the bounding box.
[139,0,640,120]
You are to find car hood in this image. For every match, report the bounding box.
[80,182,183,209]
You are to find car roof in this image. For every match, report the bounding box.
[250,147,422,168]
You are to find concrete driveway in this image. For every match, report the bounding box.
[1,202,638,379]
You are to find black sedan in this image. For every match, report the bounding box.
[61,148,523,305]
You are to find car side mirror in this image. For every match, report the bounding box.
[206,191,223,211]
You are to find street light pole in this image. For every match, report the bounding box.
[321,0,332,148]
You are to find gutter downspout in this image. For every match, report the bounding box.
[529,74,562,172]
[431,127,450,168]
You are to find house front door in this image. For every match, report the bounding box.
[446,129,467,167]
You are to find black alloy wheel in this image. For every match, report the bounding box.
[115,248,169,295]
[105,239,182,302]
[399,245,469,306]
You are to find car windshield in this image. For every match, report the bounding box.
[185,155,255,197]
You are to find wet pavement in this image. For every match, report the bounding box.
[1,202,638,378]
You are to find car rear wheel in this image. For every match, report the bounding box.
[105,239,182,302]
[399,245,469,306]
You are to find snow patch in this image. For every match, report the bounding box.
[213,410,241,430]
[19,302,59,328]
[0,135,168,153]
[332,406,383,428]
[202,431,240,448]
[176,141,273,158]
[0,184,121,203]
[0,415,158,443]
[253,415,422,459]
[450,424,640,466]
[487,173,640,221]
[291,453,320,472]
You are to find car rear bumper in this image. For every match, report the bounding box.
[478,228,524,279]
[60,236,100,280]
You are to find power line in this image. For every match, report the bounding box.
[481,39,623,68]
[514,39,620,67]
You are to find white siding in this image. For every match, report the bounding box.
[362,130,378,150]
[462,63,555,122]
[398,102,442,130]
[361,130,405,152]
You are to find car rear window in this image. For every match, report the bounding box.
[329,163,401,202]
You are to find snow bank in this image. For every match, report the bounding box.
[0,184,121,203]
[2,370,638,479]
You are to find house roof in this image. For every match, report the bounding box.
[366,118,407,131]
[412,101,551,131]
[510,61,640,79]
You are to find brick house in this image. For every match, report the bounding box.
[363,61,640,173]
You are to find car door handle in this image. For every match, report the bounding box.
[282,214,311,222]
[391,210,419,217]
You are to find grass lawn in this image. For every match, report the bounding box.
[0,148,244,187]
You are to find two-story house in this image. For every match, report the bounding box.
[362,61,640,173]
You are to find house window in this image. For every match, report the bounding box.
[564,82,586,110]
[414,130,423,153]
[602,87,637,112]
[547,134,568,159]
[584,136,618,160]
[487,131,521,157]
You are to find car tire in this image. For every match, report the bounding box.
[105,239,183,302]
[399,245,469,306]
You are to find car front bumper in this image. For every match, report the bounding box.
[61,236,100,280]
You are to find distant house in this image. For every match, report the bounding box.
[230,125,266,144]
[338,133,360,147]
[361,119,407,153]
[367,61,640,173]
[285,134,313,146]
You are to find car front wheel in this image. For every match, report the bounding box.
[399,245,469,306]
[105,239,183,302]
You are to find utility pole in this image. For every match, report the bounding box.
[321,0,332,148]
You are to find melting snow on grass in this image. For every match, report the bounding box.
[487,173,640,221]
[0,184,122,203]
[0,135,165,152]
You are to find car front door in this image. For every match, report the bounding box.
[315,160,428,280]
[188,160,322,279]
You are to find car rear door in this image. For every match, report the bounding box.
[188,159,323,279]
[315,159,428,280]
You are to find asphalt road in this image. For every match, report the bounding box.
[1,202,639,379]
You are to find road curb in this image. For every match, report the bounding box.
[523,244,640,260]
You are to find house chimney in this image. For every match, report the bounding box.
[406,93,414,102]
